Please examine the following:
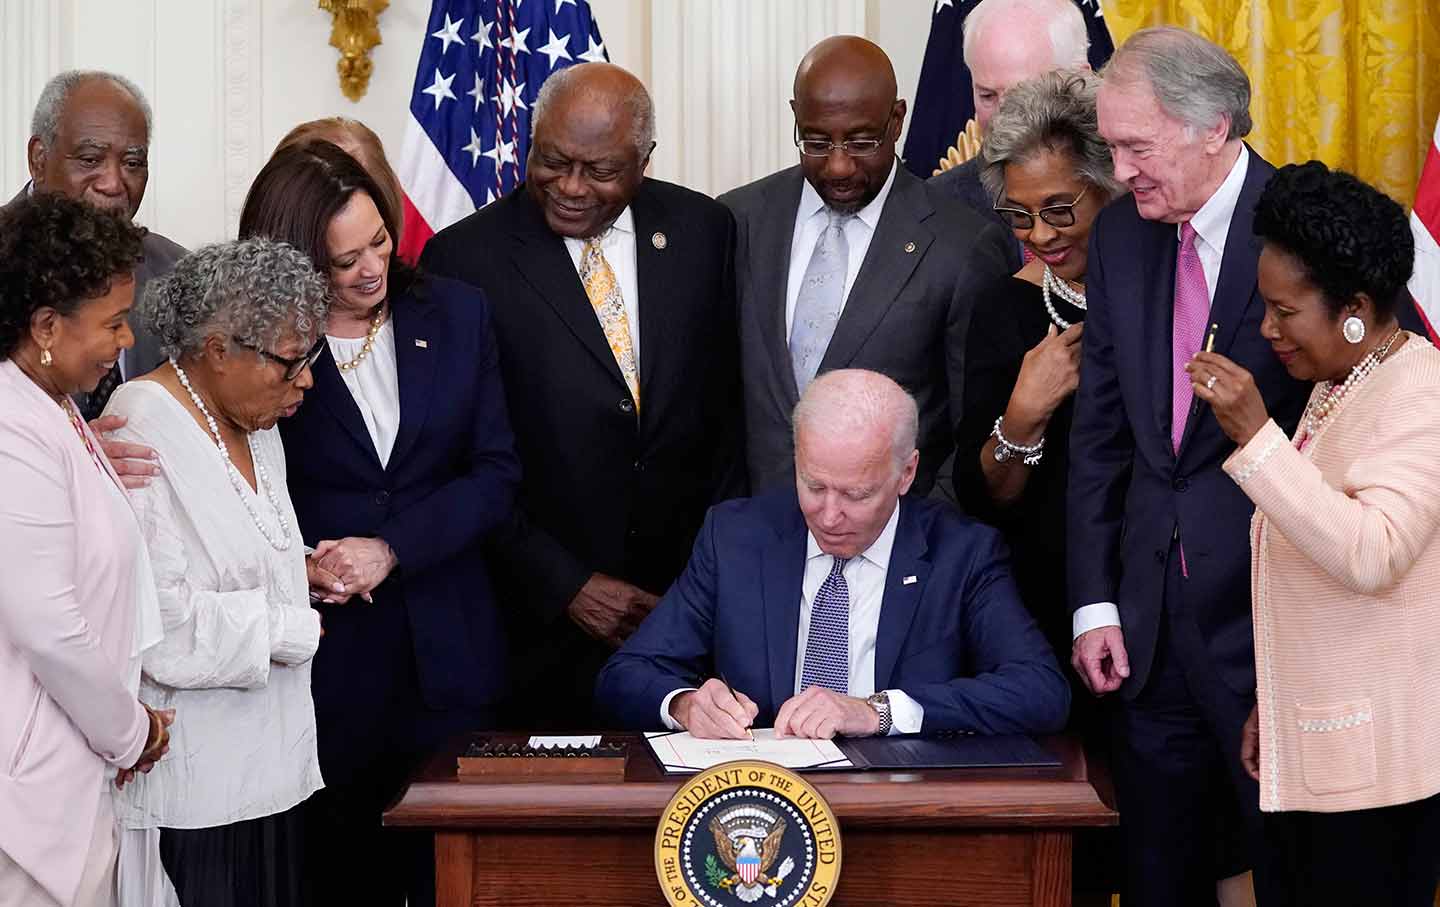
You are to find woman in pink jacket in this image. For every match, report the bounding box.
[0,194,172,907]
[1189,161,1440,907]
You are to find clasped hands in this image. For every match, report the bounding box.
[306,537,398,604]
[670,679,880,740]
[115,703,175,789]
[567,573,659,648]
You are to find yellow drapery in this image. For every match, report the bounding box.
[1100,0,1440,204]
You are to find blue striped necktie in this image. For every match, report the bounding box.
[800,556,850,694]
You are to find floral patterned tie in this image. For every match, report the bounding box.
[580,236,639,410]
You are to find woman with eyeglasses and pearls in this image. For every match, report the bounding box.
[103,238,330,907]
[955,70,1122,665]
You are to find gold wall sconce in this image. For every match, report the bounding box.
[318,0,390,102]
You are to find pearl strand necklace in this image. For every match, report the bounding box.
[1041,265,1087,330]
[171,359,293,551]
[1300,328,1403,442]
[334,303,387,372]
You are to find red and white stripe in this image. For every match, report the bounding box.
[396,116,480,264]
[1409,114,1440,343]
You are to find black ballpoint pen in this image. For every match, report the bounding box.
[716,669,754,741]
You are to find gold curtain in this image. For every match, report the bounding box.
[1100,0,1440,205]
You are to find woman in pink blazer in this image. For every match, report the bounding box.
[0,194,172,907]
[1189,161,1440,907]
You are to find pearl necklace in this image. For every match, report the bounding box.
[333,304,387,372]
[171,359,293,551]
[1041,265,1087,330]
[1300,328,1403,442]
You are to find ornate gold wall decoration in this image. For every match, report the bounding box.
[318,0,390,102]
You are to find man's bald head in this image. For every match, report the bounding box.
[527,62,655,238]
[27,71,153,220]
[790,37,906,213]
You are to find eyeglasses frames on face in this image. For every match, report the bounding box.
[993,185,1091,231]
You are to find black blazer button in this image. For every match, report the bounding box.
[374,490,390,506]
[1172,476,1190,492]
[1155,549,1167,563]
[633,460,645,472]
[618,398,635,414]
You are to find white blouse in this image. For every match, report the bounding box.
[105,380,323,830]
[328,319,400,467]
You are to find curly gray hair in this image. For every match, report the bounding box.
[31,70,153,148]
[979,69,1122,205]
[140,238,329,362]
[531,63,655,157]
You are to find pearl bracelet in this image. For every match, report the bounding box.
[991,416,1045,467]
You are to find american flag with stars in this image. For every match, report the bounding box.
[396,0,608,261]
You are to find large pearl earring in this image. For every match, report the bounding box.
[1342,316,1366,344]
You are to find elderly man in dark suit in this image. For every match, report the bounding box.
[928,0,1094,273]
[421,62,744,728]
[14,70,186,424]
[597,369,1068,739]
[721,36,1011,497]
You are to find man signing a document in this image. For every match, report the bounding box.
[596,369,1069,739]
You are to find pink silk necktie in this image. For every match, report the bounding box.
[1171,222,1209,452]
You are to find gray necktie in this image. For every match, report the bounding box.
[789,210,851,392]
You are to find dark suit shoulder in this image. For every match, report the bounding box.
[927,157,986,208]
[717,166,802,218]
[409,272,490,313]
[142,229,187,263]
[904,494,1004,549]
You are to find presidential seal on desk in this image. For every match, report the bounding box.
[654,760,841,907]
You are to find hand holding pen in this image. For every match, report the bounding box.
[669,675,759,740]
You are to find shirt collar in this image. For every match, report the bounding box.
[805,497,902,570]
[797,156,898,231]
[1179,143,1249,254]
[605,206,635,237]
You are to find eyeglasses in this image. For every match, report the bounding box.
[993,186,1091,231]
[236,336,327,382]
[793,118,894,158]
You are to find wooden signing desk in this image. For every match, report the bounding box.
[385,734,1117,907]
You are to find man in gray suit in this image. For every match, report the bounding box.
[13,70,186,427]
[928,0,1093,273]
[721,36,1011,495]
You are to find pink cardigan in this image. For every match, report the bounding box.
[0,359,152,905]
[1224,334,1440,813]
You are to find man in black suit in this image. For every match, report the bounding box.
[721,36,1011,496]
[14,70,186,421]
[421,62,743,727]
[927,0,1094,273]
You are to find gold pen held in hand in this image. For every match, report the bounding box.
[1203,322,1219,353]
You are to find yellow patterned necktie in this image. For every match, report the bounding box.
[579,236,639,409]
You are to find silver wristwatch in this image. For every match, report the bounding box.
[865,691,892,736]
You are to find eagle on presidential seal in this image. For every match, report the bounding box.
[705,805,796,903]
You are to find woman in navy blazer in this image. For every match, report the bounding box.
[239,140,520,906]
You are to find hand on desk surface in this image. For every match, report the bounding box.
[671,679,759,739]
[567,573,659,647]
[774,687,879,739]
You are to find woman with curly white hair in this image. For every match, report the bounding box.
[103,238,331,907]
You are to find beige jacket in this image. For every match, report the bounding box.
[1224,334,1440,813]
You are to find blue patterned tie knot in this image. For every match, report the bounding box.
[800,556,851,694]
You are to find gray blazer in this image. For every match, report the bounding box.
[6,185,186,379]
[927,157,1024,273]
[720,163,1013,495]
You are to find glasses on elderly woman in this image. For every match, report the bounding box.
[235,336,327,382]
[993,186,1091,231]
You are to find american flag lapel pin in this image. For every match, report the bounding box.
[415,339,428,349]
[902,575,917,585]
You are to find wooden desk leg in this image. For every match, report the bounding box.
[1032,831,1072,907]
[436,832,476,906]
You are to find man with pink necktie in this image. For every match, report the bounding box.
[1066,28,1299,907]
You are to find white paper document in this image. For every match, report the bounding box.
[644,728,853,774]
[526,735,603,749]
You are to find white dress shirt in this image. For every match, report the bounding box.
[328,318,401,467]
[106,381,323,831]
[783,159,899,343]
[661,503,923,735]
[1072,144,1252,639]
[564,206,641,357]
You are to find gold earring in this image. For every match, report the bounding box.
[40,347,53,367]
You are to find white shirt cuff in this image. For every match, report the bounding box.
[884,689,923,735]
[1072,602,1121,640]
[660,687,697,730]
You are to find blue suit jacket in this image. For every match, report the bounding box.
[280,275,521,711]
[596,490,1069,734]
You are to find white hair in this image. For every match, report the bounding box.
[962,0,1090,71]
[531,63,655,156]
[792,369,919,472]
[30,70,153,148]
[1102,26,1253,140]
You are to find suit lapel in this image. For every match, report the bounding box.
[818,165,931,372]
[507,191,629,395]
[873,499,930,691]
[632,183,679,430]
[762,511,809,714]
[1144,220,1180,458]
[757,170,806,405]
[308,345,383,471]
[387,291,439,468]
